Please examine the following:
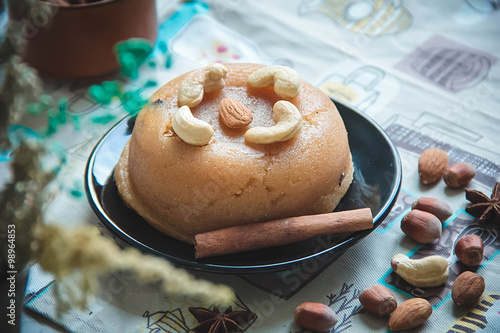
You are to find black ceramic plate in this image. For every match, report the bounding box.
[85,99,402,273]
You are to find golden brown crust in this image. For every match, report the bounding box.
[115,63,353,244]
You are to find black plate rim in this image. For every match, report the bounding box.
[85,98,402,273]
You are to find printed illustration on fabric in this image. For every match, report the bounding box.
[319,66,385,111]
[317,64,400,116]
[299,0,412,36]
[375,189,416,234]
[143,295,257,333]
[446,293,500,333]
[465,0,500,13]
[395,35,497,93]
[169,15,293,66]
[383,112,500,188]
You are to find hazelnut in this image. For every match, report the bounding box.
[455,234,484,267]
[444,162,476,188]
[412,197,453,222]
[401,209,442,243]
[452,271,485,306]
[294,302,337,331]
[359,285,397,317]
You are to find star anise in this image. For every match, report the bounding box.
[465,182,500,226]
[189,306,257,333]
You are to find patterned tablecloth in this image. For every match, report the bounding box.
[8,0,500,332]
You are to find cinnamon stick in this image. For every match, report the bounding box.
[194,208,373,259]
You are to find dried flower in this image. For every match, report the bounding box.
[31,224,235,314]
[0,0,235,317]
[0,141,55,269]
[0,56,42,148]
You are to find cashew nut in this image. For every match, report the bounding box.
[245,100,302,144]
[171,105,214,146]
[247,65,301,99]
[178,63,228,108]
[391,254,449,287]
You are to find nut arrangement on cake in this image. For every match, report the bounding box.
[115,63,354,244]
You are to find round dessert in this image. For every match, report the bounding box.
[115,63,353,244]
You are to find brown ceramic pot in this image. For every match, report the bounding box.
[14,0,157,79]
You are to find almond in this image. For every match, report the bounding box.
[444,162,476,188]
[294,302,337,331]
[218,97,253,128]
[401,209,442,243]
[389,298,432,331]
[455,234,484,267]
[452,271,485,306]
[359,285,397,317]
[418,148,449,184]
[412,197,453,222]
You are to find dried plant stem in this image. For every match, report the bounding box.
[31,224,235,312]
[1,0,235,315]
[1,142,234,315]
